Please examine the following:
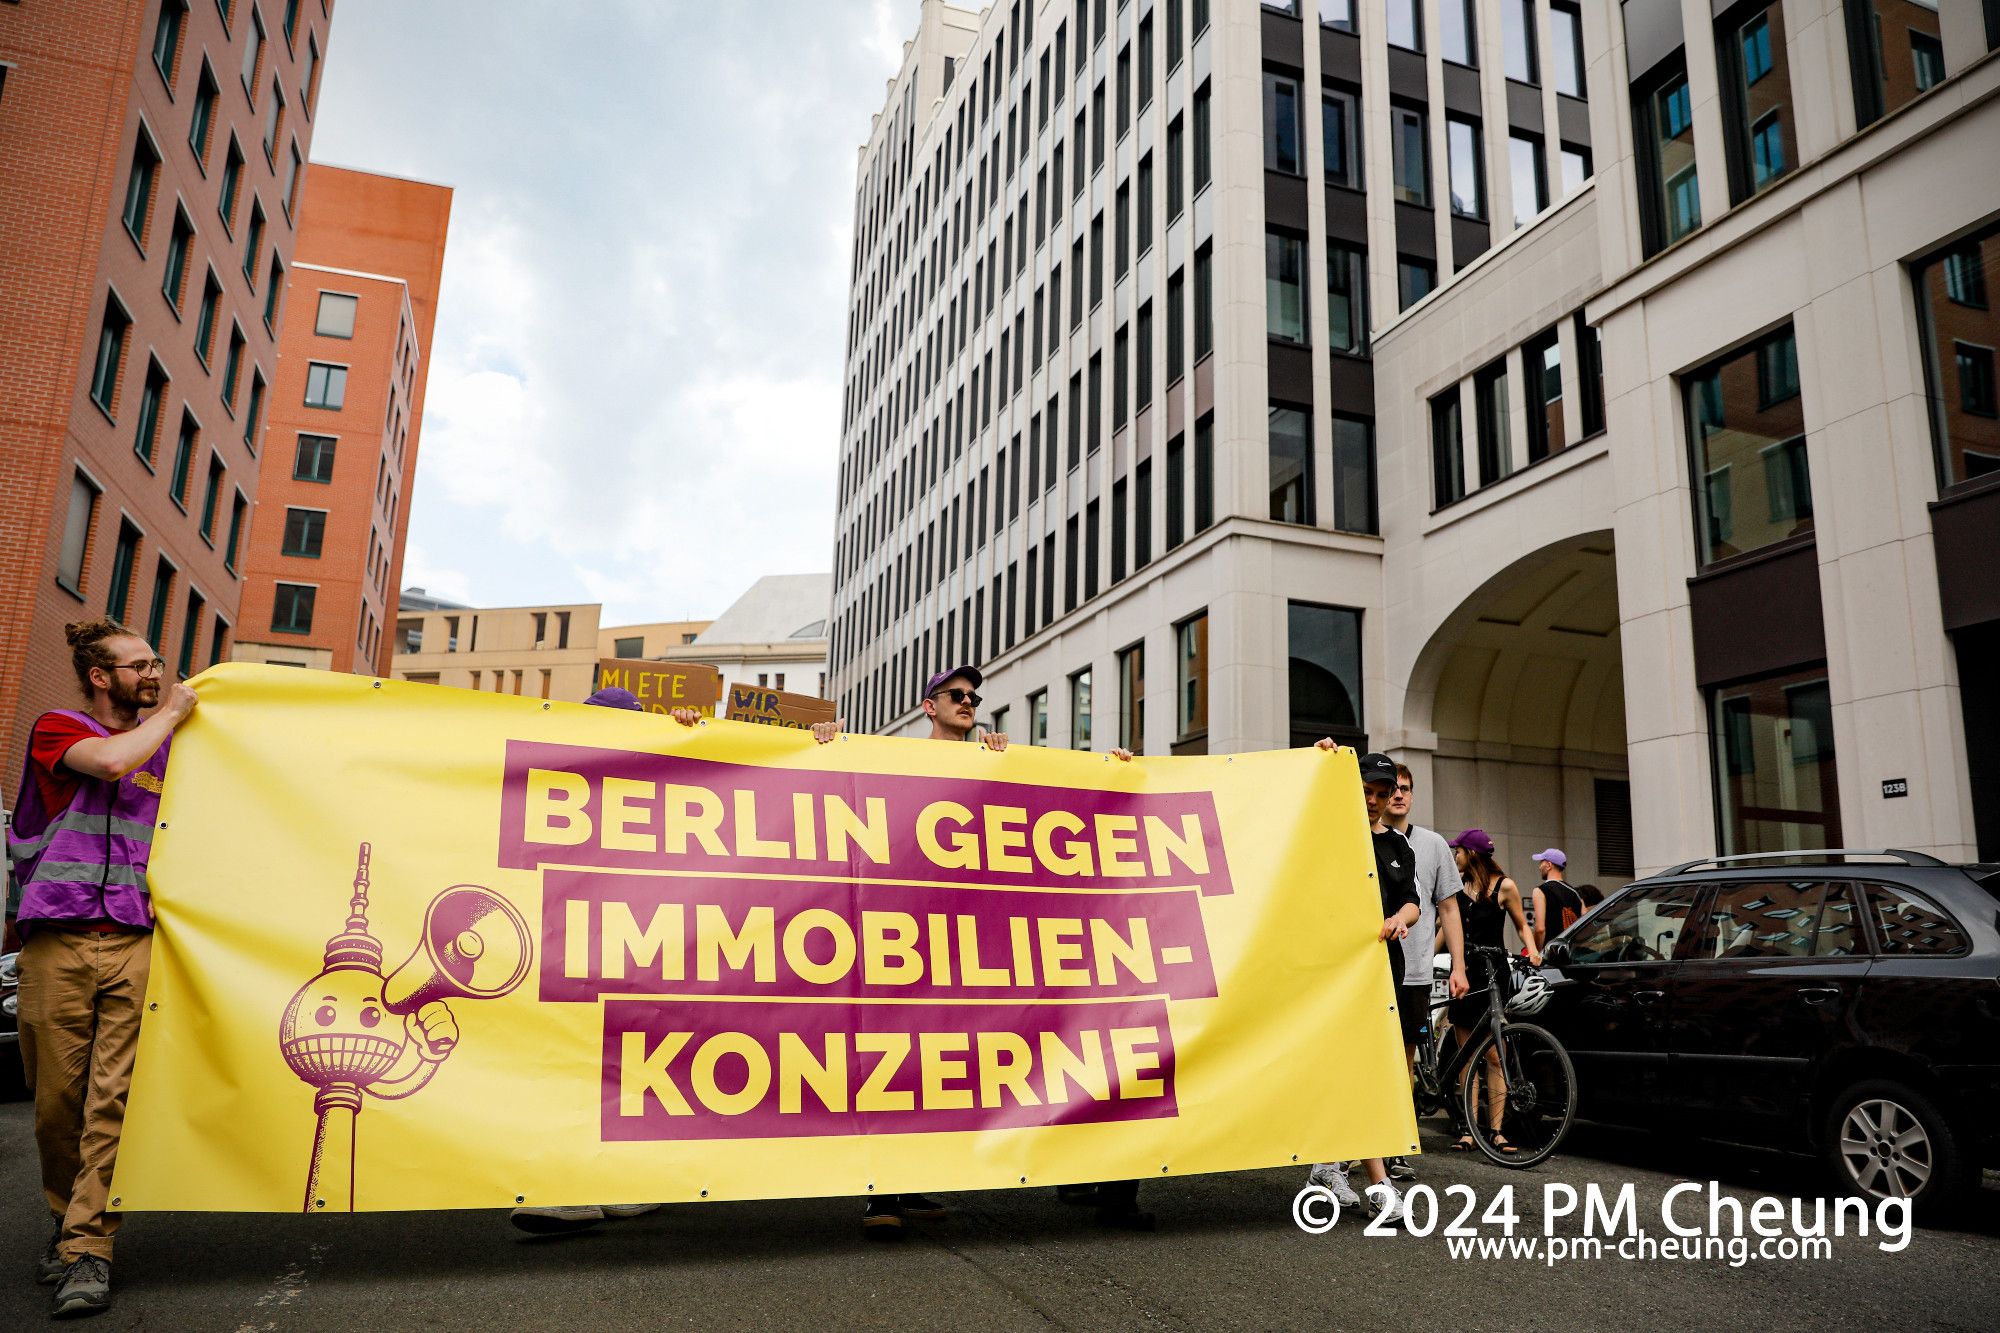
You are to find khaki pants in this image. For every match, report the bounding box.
[16,929,152,1263]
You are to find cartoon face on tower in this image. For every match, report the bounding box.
[280,965,405,1088]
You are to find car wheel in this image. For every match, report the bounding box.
[1822,1079,1971,1213]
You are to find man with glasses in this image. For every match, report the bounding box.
[7,617,196,1317]
[1383,762,1466,1179]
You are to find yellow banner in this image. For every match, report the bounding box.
[112,664,1414,1213]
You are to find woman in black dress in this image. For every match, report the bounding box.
[1445,829,1540,1153]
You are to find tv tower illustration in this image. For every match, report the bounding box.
[279,843,533,1212]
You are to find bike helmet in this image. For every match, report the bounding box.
[1505,967,1553,1016]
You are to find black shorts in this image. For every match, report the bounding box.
[1398,983,1432,1045]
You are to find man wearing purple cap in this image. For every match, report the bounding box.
[510,683,664,1236]
[1530,848,1584,950]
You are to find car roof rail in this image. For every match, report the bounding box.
[1661,848,1949,876]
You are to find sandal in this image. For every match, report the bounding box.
[1489,1133,1521,1155]
[1449,1134,1476,1152]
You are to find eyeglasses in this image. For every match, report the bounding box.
[110,658,167,678]
[1394,783,1414,793]
[932,687,983,707]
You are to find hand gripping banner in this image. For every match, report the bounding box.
[111,664,1415,1212]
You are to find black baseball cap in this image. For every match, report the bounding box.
[924,666,983,697]
[1357,752,1399,788]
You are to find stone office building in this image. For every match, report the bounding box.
[826,0,2000,879]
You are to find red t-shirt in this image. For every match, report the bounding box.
[27,713,129,818]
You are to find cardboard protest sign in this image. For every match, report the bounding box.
[596,658,721,717]
[725,683,837,730]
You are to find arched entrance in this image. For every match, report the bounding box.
[1404,534,1632,894]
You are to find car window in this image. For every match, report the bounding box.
[1864,884,1969,957]
[1691,881,1862,960]
[1567,887,1696,965]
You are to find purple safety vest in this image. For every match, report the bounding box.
[7,710,169,930]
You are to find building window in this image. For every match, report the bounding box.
[1446,115,1484,218]
[194,272,222,364]
[1331,414,1376,534]
[1263,70,1303,174]
[134,360,168,466]
[1288,601,1363,749]
[263,257,284,329]
[122,133,160,248]
[90,297,132,418]
[225,491,247,572]
[1686,325,1811,567]
[1711,668,1841,853]
[1166,433,1186,549]
[262,81,285,163]
[1510,133,1548,226]
[316,291,357,338]
[243,370,266,449]
[1175,612,1209,749]
[221,325,245,409]
[1525,326,1565,462]
[292,432,335,482]
[199,455,224,543]
[1387,0,1422,51]
[1322,87,1360,188]
[1194,412,1215,531]
[146,558,175,647]
[1167,114,1185,220]
[1325,240,1368,354]
[304,362,348,409]
[1636,67,1701,255]
[281,507,325,558]
[1576,313,1606,435]
[1028,689,1049,746]
[1194,242,1214,360]
[1913,222,2000,489]
[1265,230,1308,343]
[1269,403,1315,525]
[272,583,317,635]
[168,412,197,509]
[1193,80,1212,192]
[1475,357,1513,486]
[1167,267,1186,378]
[1070,668,1093,749]
[219,138,245,230]
[1116,642,1145,754]
[56,472,100,595]
[241,5,266,90]
[1432,388,1466,508]
[1844,0,1945,125]
[1319,0,1355,35]
[108,521,141,622]
[243,200,265,281]
[153,1,186,87]
[1721,5,1796,202]
[1398,257,1436,310]
[1439,0,1475,65]
[1560,142,1593,196]
[190,63,219,163]
[1391,103,1428,206]
[1502,0,1538,83]
[1551,2,1585,97]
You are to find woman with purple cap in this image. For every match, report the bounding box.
[1445,829,1540,1154]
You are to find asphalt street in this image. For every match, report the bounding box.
[2,1095,1996,1331]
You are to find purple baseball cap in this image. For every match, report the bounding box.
[924,665,983,698]
[584,686,641,710]
[1533,847,1567,868]
[1450,828,1496,856]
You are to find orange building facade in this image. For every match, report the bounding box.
[234,164,451,674]
[0,0,334,788]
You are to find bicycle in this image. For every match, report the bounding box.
[1411,945,1577,1168]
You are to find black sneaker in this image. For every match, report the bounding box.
[35,1232,66,1286]
[1386,1156,1417,1181]
[897,1193,947,1220]
[862,1195,904,1240]
[52,1255,110,1319]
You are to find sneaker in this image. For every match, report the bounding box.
[51,1255,110,1319]
[35,1232,67,1286]
[1364,1181,1405,1226]
[1386,1156,1417,1182]
[1306,1163,1360,1209]
[896,1193,947,1220]
[600,1203,661,1219]
[862,1195,904,1240]
[510,1204,605,1235]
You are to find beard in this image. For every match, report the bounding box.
[107,674,158,715]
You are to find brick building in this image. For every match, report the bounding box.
[233,164,451,674]
[0,0,334,787]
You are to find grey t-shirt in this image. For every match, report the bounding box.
[1400,823,1461,984]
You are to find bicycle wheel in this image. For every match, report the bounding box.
[1455,1022,1577,1168]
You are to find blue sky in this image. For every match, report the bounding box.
[309,1,939,623]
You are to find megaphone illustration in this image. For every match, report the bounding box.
[383,886,533,1021]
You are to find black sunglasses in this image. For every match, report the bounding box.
[932,687,982,707]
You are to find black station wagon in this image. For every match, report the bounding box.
[1538,850,2000,1211]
